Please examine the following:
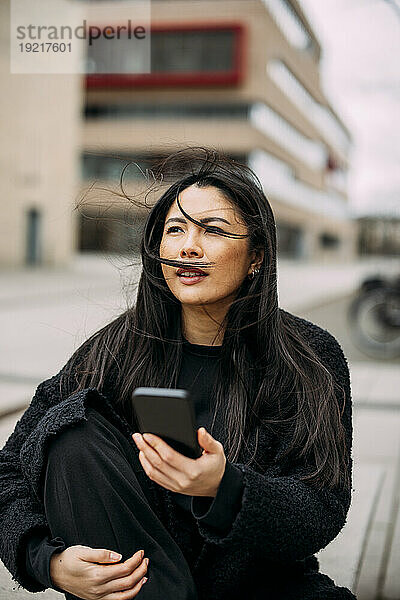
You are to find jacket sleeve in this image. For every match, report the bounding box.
[194,331,353,564]
[25,532,67,591]
[191,460,244,533]
[0,374,62,592]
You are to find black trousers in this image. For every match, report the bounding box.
[44,406,198,600]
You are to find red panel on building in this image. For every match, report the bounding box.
[86,23,245,89]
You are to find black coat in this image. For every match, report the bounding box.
[0,310,356,599]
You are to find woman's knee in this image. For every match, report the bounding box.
[43,407,134,504]
[46,409,103,466]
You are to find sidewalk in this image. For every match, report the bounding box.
[0,253,399,418]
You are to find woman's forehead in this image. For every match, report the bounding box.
[165,185,240,221]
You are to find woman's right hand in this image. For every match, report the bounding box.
[50,545,149,599]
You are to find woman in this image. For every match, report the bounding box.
[0,148,356,600]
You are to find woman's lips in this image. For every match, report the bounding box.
[177,271,209,285]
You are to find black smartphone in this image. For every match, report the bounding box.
[131,387,203,459]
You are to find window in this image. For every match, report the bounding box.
[81,153,149,181]
[81,152,249,182]
[79,210,146,253]
[250,102,327,170]
[25,207,42,265]
[151,30,235,73]
[262,0,315,52]
[267,60,351,155]
[84,103,251,120]
[86,24,244,88]
[276,222,303,257]
[319,232,340,249]
[249,149,349,219]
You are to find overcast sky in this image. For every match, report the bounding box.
[299,0,400,217]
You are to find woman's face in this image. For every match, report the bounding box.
[160,184,259,308]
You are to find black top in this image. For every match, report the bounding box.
[25,338,244,589]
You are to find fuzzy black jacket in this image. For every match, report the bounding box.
[0,309,356,600]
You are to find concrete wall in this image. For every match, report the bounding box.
[0,0,83,267]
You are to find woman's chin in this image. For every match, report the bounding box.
[167,281,235,307]
[177,292,213,306]
[170,286,218,306]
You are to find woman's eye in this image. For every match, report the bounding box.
[165,225,226,235]
[205,226,225,234]
[166,226,183,233]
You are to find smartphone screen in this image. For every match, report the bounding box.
[132,387,202,459]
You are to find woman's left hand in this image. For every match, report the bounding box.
[132,428,226,497]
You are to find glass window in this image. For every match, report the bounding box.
[319,232,340,249]
[81,154,151,181]
[249,149,350,219]
[250,102,327,170]
[79,210,146,253]
[26,207,42,265]
[86,27,238,78]
[151,29,235,73]
[81,152,248,182]
[262,0,314,52]
[267,59,351,155]
[84,103,250,120]
[276,221,303,257]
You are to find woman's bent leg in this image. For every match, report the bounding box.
[43,407,198,600]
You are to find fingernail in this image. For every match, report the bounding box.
[142,577,148,584]
[132,433,141,442]
[145,558,149,566]
[140,550,144,560]
[110,552,121,561]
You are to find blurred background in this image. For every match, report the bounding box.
[0,1,399,599]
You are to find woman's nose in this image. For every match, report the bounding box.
[179,237,204,258]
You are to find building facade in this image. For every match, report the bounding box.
[1,0,356,266]
[0,0,82,268]
[80,0,355,261]
[357,216,400,256]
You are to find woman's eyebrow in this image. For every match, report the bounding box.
[165,216,232,226]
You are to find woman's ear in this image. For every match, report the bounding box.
[249,247,264,271]
[247,248,264,278]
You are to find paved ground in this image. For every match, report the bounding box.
[0,253,398,414]
[300,295,400,411]
[297,299,400,600]
[0,253,399,599]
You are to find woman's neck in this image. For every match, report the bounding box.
[181,304,226,346]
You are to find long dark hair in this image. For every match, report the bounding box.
[60,147,350,491]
